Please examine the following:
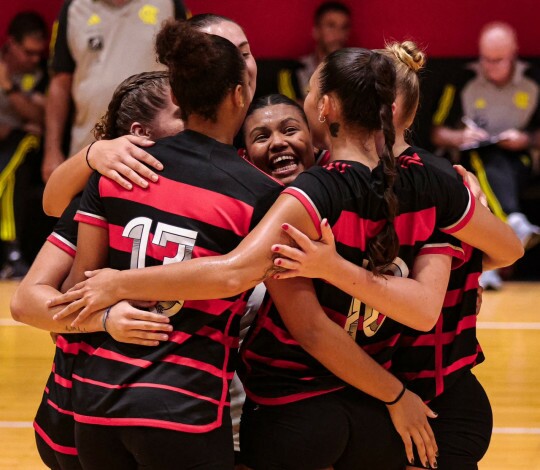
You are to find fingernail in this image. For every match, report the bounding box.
[160,335,169,341]
[433,460,438,468]
[272,245,279,252]
[151,175,158,182]
[282,223,289,230]
[433,412,438,417]
[435,451,439,457]
[142,181,148,188]
[276,259,282,266]
[127,184,132,190]
[46,300,51,306]
[324,219,329,227]
[425,461,429,468]
[52,314,58,320]
[157,163,163,170]
[274,274,280,279]
[409,458,415,465]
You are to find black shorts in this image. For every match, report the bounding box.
[75,421,234,470]
[35,431,82,470]
[240,387,406,470]
[411,369,493,470]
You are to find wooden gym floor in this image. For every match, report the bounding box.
[0,280,539,469]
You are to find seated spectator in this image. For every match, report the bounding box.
[296,1,351,99]
[431,21,540,289]
[0,11,47,278]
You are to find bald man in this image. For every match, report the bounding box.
[431,22,540,290]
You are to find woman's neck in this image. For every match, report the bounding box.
[186,115,237,146]
[328,130,380,170]
[393,126,410,157]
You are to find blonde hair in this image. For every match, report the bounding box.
[378,41,426,126]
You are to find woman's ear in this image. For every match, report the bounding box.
[130,122,150,137]
[233,84,246,110]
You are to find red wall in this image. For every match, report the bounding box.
[1,0,539,58]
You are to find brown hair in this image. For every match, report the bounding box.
[379,41,426,126]
[94,71,170,140]
[155,19,246,122]
[319,48,399,275]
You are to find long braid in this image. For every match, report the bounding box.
[366,53,399,275]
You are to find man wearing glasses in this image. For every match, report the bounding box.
[431,22,540,290]
[0,11,48,279]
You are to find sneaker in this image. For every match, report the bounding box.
[507,212,540,250]
[0,255,29,280]
[479,270,503,291]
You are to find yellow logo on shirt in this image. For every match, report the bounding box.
[514,91,529,109]
[21,74,36,92]
[474,98,487,109]
[139,5,159,25]
[87,14,101,26]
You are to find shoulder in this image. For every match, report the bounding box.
[405,146,457,179]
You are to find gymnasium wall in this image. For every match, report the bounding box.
[1,0,538,58]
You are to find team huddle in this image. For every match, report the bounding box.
[11,12,523,470]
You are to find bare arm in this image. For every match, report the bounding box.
[273,221,451,331]
[431,125,488,149]
[49,194,318,318]
[43,136,161,216]
[11,238,172,344]
[10,242,103,333]
[42,72,72,183]
[451,200,523,269]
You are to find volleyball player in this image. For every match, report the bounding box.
[47,22,284,469]
[10,71,184,469]
[267,42,495,469]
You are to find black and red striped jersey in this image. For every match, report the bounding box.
[72,130,282,432]
[34,195,81,458]
[391,146,485,402]
[392,244,483,401]
[240,155,475,405]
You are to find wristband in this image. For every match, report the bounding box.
[383,384,407,405]
[102,305,112,333]
[85,141,97,171]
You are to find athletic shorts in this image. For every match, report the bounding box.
[75,421,234,470]
[411,369,493,470]
[240,387,406,470]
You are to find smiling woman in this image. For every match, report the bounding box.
[242,94,315,185]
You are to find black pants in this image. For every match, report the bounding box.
[411,370,493,470]
[469,147,531,216]
[75,422,234,470]
[240,387,406,470]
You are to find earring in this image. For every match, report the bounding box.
[318,115,326,123]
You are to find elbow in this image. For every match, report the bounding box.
[42,190,62,217]
[10,291,26,324]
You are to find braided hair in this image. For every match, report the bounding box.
[319,48,399,275]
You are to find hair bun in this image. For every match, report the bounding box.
[387,41,425,73]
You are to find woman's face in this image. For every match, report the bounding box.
[198,21,257,102]
[244,104,314,185]
[147,90,184,140]
[303,67,330,150]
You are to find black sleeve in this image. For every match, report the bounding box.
[50,0,76,74]
[51,193,82,247]
[77,172,107,222]
[427,165,474,232]
[282,166,347,227]
[172,0,188,19]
